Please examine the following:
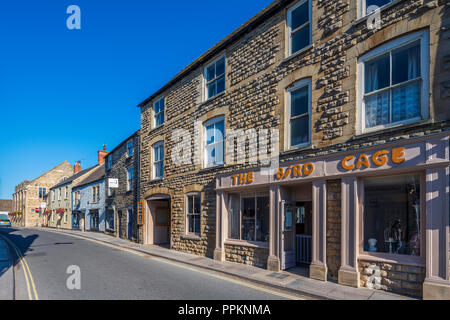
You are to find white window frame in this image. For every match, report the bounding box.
[359,0,395,19]
[107,155,112,170]
[203,116,225,168]
[287,0,312,57]
[127,167,134,192]
[286,78,312,150]
[357,30,429,134]
[126,140,134,158]
[152,141,165,180]
[186,192,201,236]
[153,96,165,129]
[204,55,226,101]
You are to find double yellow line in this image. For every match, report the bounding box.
[0,233,39,300]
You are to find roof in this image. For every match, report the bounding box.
[108,129,140,156]
[73,164,105,189]
[0,200,13,212]
[50,165,97,190]
[137,0,287,108]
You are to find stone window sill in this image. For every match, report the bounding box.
[225,239,269,249]
[353,119,432,140]
[200,91,226,108]
[359,253,425,267]
[281,44,314,65]
[181,234,202,241]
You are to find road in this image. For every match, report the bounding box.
[0,228,291,300]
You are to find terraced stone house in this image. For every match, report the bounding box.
[138,0,450,299]
[11,161,74,227]
[104,130,141,242]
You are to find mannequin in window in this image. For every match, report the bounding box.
[391,219,403,254]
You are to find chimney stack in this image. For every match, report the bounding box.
[74,161,82,174]
[98,144,109,165]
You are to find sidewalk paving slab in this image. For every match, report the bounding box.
[34,227,416,300]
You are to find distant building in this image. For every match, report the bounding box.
[72,164,106,232]
[0,199,13,216]
[47,164,96,230]
[11,161,74,227]
[104,130,140,242]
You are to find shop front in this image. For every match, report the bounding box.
[214,132,449,298]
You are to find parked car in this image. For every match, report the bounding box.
[0,214,11,227]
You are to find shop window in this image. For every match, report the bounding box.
[204,116,225,168]
[359,31,429,132]
[287,0,311,56]
[186,193,201,235]
[363,174,421,257]
[204,56,225,100]
[227,193,270,242]
[287,79,311,149]
[153,97,165,128]
[152,141,164,179]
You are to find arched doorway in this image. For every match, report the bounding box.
[145,194,171,246]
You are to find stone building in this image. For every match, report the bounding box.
[104,130,141,242]
[11,161,74,227]
[72,164,107,232]
[47,163,97,230]
[138,0,450,299]
[48,147,109,230]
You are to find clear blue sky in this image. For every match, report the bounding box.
[0,0,273,199]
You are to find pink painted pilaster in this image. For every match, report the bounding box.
[267,185,280,271]
[338,176,360,287]
[214,190,227,261]
[423,166,450,299]
[310,180,327,281]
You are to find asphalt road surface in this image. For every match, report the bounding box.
[0,228,292,300]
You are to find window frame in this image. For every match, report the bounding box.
[127,167,134,192]
[358,172,426,265]
[357,30,429,134]
[359,0,395,19]
[204,55,226,101]
[286,0,312,57]
[152,141,165,180]
[203,116,225,168]
[286,78,312,150]
[126,140,134,158]
[107,155,112,170]
[153,96,165,129]
[185,192,202,236]
[226,192,270,245]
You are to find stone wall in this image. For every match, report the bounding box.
[105,131,141,243]
[139,0,449,263]
[225,244,269,269]
[359,260,426,298]
[327,180,341,281]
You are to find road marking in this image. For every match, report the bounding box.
[40,228,303,300]
[0,233,39,300]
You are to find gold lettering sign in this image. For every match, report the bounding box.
[341,147,406,171]
[275,163,315,181]
[232,172,255,185]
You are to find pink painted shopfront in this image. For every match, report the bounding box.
[214,132,449,299]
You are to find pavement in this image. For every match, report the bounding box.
[0,236,14,300]
[32,227,415,300]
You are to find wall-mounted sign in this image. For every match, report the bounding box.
[109,178,119,188]
[137,202,144,226]
[41,202,47,208]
